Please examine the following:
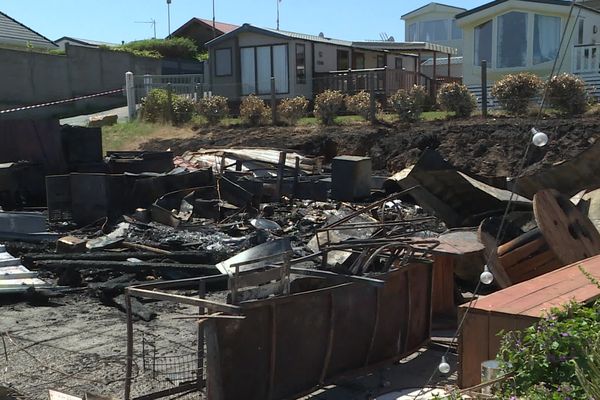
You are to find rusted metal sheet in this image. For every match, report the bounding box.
[215,262,433,400]
[0,119,67,173]
[383,150,531,228]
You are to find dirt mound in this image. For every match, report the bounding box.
[139,116,600,177]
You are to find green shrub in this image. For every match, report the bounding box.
[437,82,477,118]
[388,85,427,122]
[344,91,381,121]
[277,96,308,125]
[197,95,229,125]
[140,88,195,124]
[240,95,271,126]
[172,96,195,124]
[546,73,589,116]
[313,90,345,125]
[491,73,543,115]
[117,37,199,59]
[497,300,600,400]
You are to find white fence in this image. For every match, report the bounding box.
[572,44,600,74]
[125,72,207,120]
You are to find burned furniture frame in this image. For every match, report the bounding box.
[123,257,433,400]
[315,190,442,274]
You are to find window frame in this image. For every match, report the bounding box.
[419,19,449,42]
[295,43,306,84]
[496,11,528,69]
[407,23,417,42]
[239,43,290,96]
[377,54,386,68]
[474,19,493,67]
[214,47,233,77]
[533,14,561,65]
[337,49,350,70]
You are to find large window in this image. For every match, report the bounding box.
[451,19,463,40]
[474,20,492,66]
[497,12,528,68]
[240,44,289,95]
[534,15,561,65]
[377,55,386,68]
[419,19,449,41]
[240,48,255,95]
[295,44,306,84]
[407,23,417,41]
[337,49,349,70]
[353,52,365,69]
[215,48,232,76]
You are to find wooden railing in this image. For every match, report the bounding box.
[313,68,462,99]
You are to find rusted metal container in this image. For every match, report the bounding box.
[215,262,433,400]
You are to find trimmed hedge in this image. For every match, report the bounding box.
[118,37,199,60]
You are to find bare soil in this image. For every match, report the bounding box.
[139,116,600,177]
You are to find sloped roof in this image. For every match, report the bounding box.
[0,11,57,48]
[401,2,467,19]
[206,24,354,47]
[456,0,573,19]
[171,17,239,38]
[55,36,119,47]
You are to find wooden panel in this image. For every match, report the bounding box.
[458,310,490,388]
[431,254,455,318]
[534,189,600,263]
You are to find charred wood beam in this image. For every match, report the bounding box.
[31,259,219,275]
[21,251,218,266]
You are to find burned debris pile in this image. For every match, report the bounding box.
[3,118,600,399]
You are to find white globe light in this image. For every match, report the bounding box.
[480,264,494,285]
[438,356,451,374]
[531,128,548,147]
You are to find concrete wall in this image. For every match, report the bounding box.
[0,44,161,120]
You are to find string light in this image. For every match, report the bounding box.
[480,264,494,285]
[531,127,548,147]
[438,356,450,374]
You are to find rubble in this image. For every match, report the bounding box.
[4,118,600,399]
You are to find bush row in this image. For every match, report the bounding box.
[492,72,589,116]
[139,73,590,126]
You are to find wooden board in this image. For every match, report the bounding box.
[534,189,600,264]
[431,254,456,318]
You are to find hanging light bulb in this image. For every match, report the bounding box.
[438,356,451,374]
[531,127,548,147]
[480,264,494,285]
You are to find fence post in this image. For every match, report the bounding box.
[481,60,488,118]
[125,71,136,121]
[166,82,174,123]
[270,77,277,125]
[369,72,377,125]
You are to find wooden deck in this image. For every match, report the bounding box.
[313,68,461,99]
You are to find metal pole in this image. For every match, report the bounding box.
[481,60,488,117]
[124,291,134,400]
[277,0,280,30]
[270,77,277,124]
[166,82,174,123]
[212,0,216,38]
[276,151,287,200]
[167,0,172,37]
[125,72,136,121]
[153,19,156,39]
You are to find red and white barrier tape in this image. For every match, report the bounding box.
[0,88,123,114]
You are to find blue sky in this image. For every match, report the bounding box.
[2,0,487,44]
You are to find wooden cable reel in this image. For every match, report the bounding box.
[479,189,600,288]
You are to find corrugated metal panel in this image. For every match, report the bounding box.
[0,11,57,48]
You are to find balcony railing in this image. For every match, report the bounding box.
[573,44,600,74]
[313,68,462,99]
